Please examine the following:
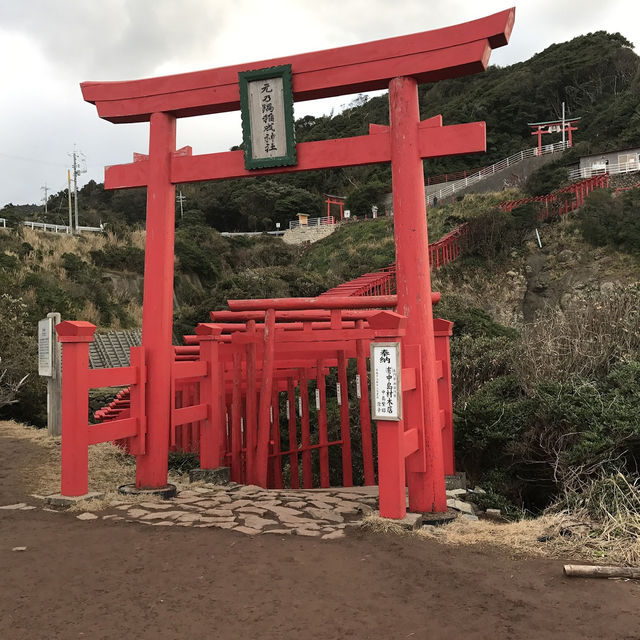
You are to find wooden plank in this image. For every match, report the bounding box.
[105,121,485,189]
[173,360,207,380]
[81,10,514,122]
[88,417,138,445]
[173,403,208,427]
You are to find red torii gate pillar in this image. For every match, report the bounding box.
[135,113,176,488]
[390,77,446,512]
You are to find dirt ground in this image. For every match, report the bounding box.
[1,428,639,640]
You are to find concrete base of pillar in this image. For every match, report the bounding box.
[189,467,230,485]
[117,483,177,500]
[421,509,458,526]
[374,510,423,530]
[44,492,104,507]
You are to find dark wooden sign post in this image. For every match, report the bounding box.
[78,8,514,514]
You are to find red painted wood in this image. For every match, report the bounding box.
[106,122,485,189]
[88,417,138,446]
[271,387,283,489]
[57,321,95,496]
[316,359,330,488]
[88,366,137,388]
[81,10,513,122]
[337,350,353,487]
[355,325,375,486]
[287,378,300,489]
[135,112,176,490]
[228,295,397,311]
[256,309,276,487]
[389,76,447,513]
[300,370,313,488]
[245,321,258,483]
[231,350,242,483]
[377,419,407,519]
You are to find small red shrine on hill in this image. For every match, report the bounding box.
[528,117,580,155]
[56,8,515,519]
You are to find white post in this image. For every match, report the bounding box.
[562,102,566,147]
[39,312,62,436]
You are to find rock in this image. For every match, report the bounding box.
[194,500,223,508]
[334,505,359,515]
[209,521,236,529]
[126,509,150,519]
[446,499,475,515]
[305,508,344,523]
[236,505,268,515]
[446,488,467,498]
[140,512,175,521]
[351,502,373,516]
[473,487,487,494]
[506,270,517,277]
[12,547,27,552]
[152,521,174,526]
[265,505,304,519]
[461,513,479,522]
[233,525,261,535]
[322,530,345,540]
[600,281,616,293]
[557,249,575,263]
[0,503,27,510]
[139,502,173,510]
[76,512,98,521]
[284,501,308,509]
[263,529,293,535]
[224,500,254,510]
[485,508,502,520]
[176,512,201,523]
[239,514,278,530]
[295,528,321,537]
[203,509,234,518]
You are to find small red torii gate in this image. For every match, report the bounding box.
[69,8,514,516]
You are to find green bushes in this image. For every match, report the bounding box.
[90,246,145,273]
[579,188,640,257]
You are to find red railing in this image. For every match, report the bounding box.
[614,180,640,196]
[500,174,610,218]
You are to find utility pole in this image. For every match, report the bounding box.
[561,101,566,147]
[41,183,49,215]
[67,170,73,234]
[176,190,186,219]
[69,145,86,232]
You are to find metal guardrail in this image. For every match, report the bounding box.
[288,215,335,230]
[568,161,640,182]
[23,221,71,233]
[76,225,105,233]
[220,230,285,237]
[429,141,569,203]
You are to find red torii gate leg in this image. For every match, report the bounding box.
[136,112,176,490]
[389,76,447,513]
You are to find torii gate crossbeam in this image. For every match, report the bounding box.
[80,8,515,514]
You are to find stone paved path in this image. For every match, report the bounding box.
[2,482,485,538]
[104,483,379,538]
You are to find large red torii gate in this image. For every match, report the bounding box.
[80,8,514,514]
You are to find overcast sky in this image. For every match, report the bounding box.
[1,0,638,210]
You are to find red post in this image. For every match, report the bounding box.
[389,76,447,513]
[245,320,258,482]
[356,327,375,486]
[136,112,176,489]
[231,349,243,482]
[300,369,313,488]
[255,309,276,486]
[286,378,300,488]
[271,386,283,489]
[56,321,96,497]
[377,420,408,519]
[195,323,224,468]
[316,359,330,488]
[337,350,353,486]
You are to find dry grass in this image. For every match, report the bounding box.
[129,229,146,250]
[361,510,640,566]
[1,420,185,512]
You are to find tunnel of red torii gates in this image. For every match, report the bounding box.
[55,8,515,519]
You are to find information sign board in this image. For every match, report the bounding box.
[370,342,402,420]
[38,317,54,377]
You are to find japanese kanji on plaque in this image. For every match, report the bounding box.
[370,342,402,421]
[239,64,296,170]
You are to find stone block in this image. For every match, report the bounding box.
[43,492,104,507]
[446,499,475,515]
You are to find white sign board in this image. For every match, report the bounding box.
[38,317,54,377]
[370,342,402,421]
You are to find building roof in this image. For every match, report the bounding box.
[89,329,142,369]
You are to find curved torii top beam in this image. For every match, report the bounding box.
[81,8,514,124]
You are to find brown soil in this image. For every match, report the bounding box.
[1,430,640,640]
